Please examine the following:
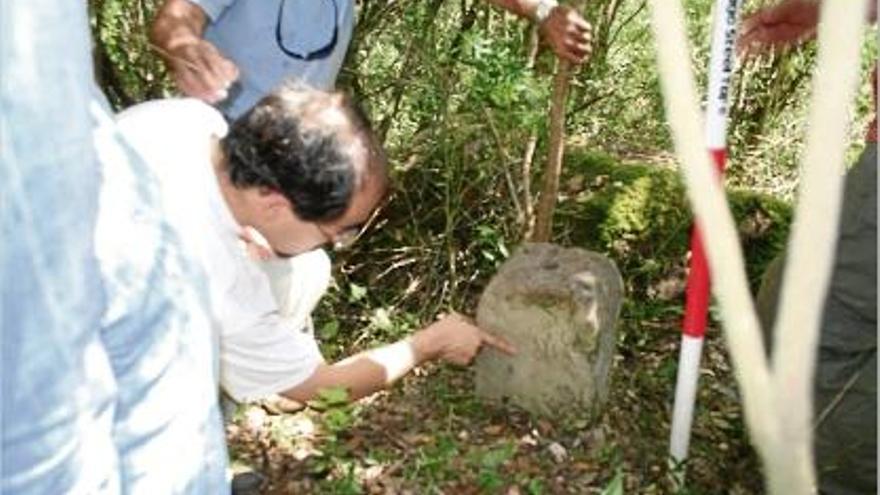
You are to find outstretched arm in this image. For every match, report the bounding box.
[485,0,593,64]
[737,0,820,56]
[281,313,515,402]
[150,0,239,102]
[738,0,876,56]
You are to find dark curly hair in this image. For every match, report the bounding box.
[221,84,379,222]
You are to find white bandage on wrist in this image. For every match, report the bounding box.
[534,0,559,24]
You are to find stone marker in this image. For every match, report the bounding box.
[475,243,624,418]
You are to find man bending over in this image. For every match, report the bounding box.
[110,83,513,404]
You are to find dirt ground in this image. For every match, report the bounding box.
[227,305,763,494]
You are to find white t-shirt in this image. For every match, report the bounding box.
[114,98,325,401]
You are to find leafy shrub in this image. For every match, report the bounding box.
[557,150,792,298]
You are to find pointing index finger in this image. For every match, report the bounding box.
[480,331,517,356]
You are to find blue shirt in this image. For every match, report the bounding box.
[194,0,355,118]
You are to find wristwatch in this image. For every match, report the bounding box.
[533,0,559,24]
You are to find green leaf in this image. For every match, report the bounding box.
[370,307,394,331]
[349,283,367,303]
[319,320,340,340]
[600,470,624,495]
[527,478,545,495]
[480,444,514,469]
[477,469,504,490]
[322,408,353,432]
[317,386,350,406]
[497,240,509,259]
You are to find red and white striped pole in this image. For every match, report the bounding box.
[669,0,741,464]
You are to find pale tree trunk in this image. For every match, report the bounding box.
[648,1,867,492]
[520,26,540,237]
[765,2,867,490]
[519,134,538,235]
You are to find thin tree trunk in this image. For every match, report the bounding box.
[530,59,572,242]
[530,0,590,242]
[520,135,538,235]
[520,26,540,237]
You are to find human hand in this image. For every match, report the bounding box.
[164,38,239,103]
[539,5,593,64]
[415,313,516,366]
[737,0,820,58]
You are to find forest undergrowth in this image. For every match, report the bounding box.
[87,0,877,491]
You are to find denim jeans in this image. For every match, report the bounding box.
[1,0,229,492]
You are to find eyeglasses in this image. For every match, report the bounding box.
[275,0,338,61]
[316,222,365,251]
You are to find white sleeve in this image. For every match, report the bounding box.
[260,249,331,328]
[220,312,324,402]
[116,99,227,149]
[218,250,332,402]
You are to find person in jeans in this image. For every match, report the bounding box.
[1,0,229,492]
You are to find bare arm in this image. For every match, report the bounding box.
[484,0,541,19]
[484,0,593,64]
[738,0,876,56]
[150,0,238,102]
[281,313,515,402]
